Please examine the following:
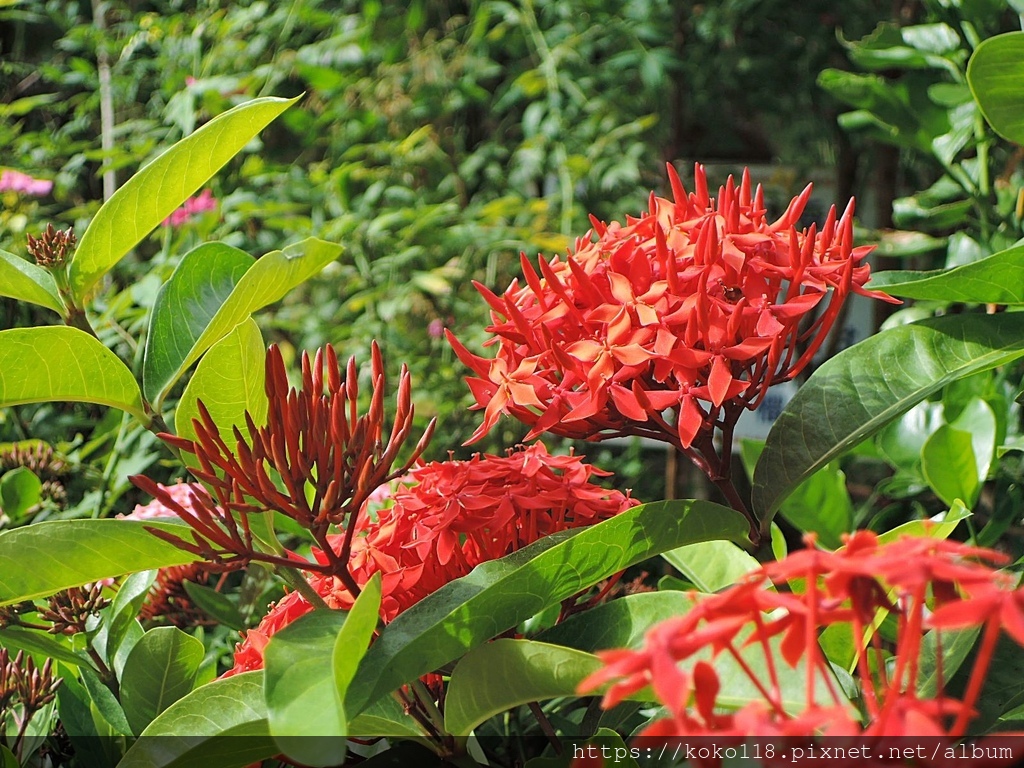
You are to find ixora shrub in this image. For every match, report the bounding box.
[4,71,1024,768]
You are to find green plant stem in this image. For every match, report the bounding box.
[277,566,331,611]
[409,678,447,738]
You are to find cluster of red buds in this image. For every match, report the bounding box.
[39,585,111,636]
[579,531,1024,746]
[133,341,434,598]
[26,224,75,268]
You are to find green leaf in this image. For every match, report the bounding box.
[121,627,205,736]
[174,318,266,443]
[968,32,1024,144]
[534,592,694,652]
[119,672,276,768]
[143,242,254,405]
[661,539,760,593]
[869,244,1024,304]
[0,327,146,422]
[104,569,156,664]
[153,237,340,409]
[752,313,1024,525]
[950,397,997,483]
[181,581,245,630]
[263,575,381,765]
[777,461,853,549]
[0,249,62,313]
[68,96,299,300]
[263,612,348,766]
[445,639,603,736]
[0,466,42,520]
[346,499,749,716]
[82,667,133,737]
[0,520,198,605]
[922,426,978,507]
[917,626,982,699]
[0,625,85,668]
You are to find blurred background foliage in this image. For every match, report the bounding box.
[2,0,1023,517]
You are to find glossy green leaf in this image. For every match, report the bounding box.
[661,539,759,593]
[181,581,245,630]
[0,625,85,668]
[119,672,276,768]
[0,249,62,313]
[0,327,146,422]
[968,32,1024,144]
[121,627,205,736]
[535,592,694,652]
[0,466,42,520]
[143,242,255,405]
[917,626,981,699]
[777,461,853,550]
[752,313,1024,524]
[346,499,749,715]
[0,520,198,605]
[922,427,978,507]
[869,244,1024,304]
[69,96,299,300]
[174,318,266,443]
[445,640,603,736]
[333,572,381,698]
[950,397,997,483]
[154,237,340,409]
[104,570,157,664]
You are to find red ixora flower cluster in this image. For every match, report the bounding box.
[223,443,636,675]
[449,164,897,452]
[579,531,1024,744]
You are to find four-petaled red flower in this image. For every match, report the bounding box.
[449,164,897,451]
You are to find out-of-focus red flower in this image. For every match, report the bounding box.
[222,443,636,672]
[579,531,1020,743]
[449,164,897,450]
[161,188,217,227]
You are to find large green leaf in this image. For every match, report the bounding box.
[968,32,1024,144]
[869,244,1024,304]
[0,327,146,422]
[346,499,749,716]
[445,640,603,736]
[264,576,381,767]
[0,520,198,605]
[174,318,266,442]
[752,313,1024,524]
[68,96,299,300]
[0,249,62,313]
[0,625,85,668]
[660,540,760,593]
[921,426,979,508]
[118,672,276,768]
[143,243,255,405]
[121,627,205,736]
[152,237,341,409]
[534,592,694,652]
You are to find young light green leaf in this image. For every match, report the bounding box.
[174,318,266,443]
[445,640,603,736]
[868,244,1024,304]
[143,242,255,405]
[69,96,300,300]
[121,627,205,736]
[104,570,157,664]
[333,572,381,697]
[153,237,341,409]
[119,672,276,768]
[0,466,42,521]
[0,249,62,313]
[752,313,1024,525]
[968,32,1024,145]
[922,426,979,508]
[0,327,146,422]
[263,611,349,768]
[0,520,198,605]
[661,539,760,593]
[346,499,750,716]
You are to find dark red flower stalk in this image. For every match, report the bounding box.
[578,531,1021,745]
[132,342,435,597]
[222,443,636,674]
[448,165,897,524]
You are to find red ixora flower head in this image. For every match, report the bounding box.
[578,531,1024,745]
[223,443,637,674]
[449,164,898,450]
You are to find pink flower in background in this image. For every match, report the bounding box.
[122,482,199,520]
[427,318,445,339]
[162,188,218,227]
[0,170,53,197]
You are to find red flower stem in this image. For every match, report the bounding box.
[312,522,362,599]
[751,611,783,705]
[951,616,1001,737]
[725,644,785,715]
